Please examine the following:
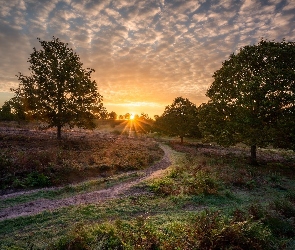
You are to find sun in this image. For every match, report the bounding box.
[130,114,135,120]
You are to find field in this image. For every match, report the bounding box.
[0,121,295,249]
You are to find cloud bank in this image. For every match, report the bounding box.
[0,0,294,116]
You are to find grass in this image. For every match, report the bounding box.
[0,135,295,249]
[0,171,141,209]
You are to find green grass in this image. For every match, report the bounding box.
[0,141,295,249]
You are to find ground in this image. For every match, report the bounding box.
[1,123,295,249]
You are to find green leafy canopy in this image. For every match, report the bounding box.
[199,39,295,162]
[155,97,201,143]
[15,37,103,138]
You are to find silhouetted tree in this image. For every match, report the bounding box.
[136,112,154,134]
[93,104,108,119]
[124,113,130,120]
[0,101,14,121]
[198,39,295,164]
[15,37,103,139]
[108,111,117,120]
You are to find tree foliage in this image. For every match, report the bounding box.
[0,92,26,122]
[108,111,117,120]
[15,37,103,139]
[0,101,14,121]
[199,39,295,164]
[155,97,201,143]
[135,112,154,134]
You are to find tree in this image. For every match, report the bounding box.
[0,101,14,121]
[108,111,117,120]
[92,104,108,119]
[198,39,295,164]
[136,112,154,134]
[8,86,27,123]
[15,37,103,139]
[155,97,201,143]
[124,113,131,120]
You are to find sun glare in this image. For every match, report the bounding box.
[130,114,135,120]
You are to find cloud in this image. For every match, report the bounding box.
[0,0,294,114]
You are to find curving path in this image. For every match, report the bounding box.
[0,144,173,221]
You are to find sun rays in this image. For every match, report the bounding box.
[120,115,152,137]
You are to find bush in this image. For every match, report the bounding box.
[0,152,12,172]
[24,172,51,187]
[187,170,219,195]
[149,167,220,196]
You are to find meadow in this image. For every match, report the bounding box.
[0,121,295,249]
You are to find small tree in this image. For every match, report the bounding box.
[124,113,131,120]
[15,37,103,139]
[8,86,27,123]
[108,111,117,120]
[0,101,14,121]
[199,39,295,164]
[155,97,201,143]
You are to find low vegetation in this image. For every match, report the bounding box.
[0,124,163,191]
[1,135,294,249]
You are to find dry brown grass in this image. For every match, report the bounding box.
[0,124,164,190]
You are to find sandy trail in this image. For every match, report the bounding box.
[0,144,172,221]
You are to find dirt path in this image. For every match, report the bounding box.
[0,144,173,221]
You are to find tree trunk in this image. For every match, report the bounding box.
[180,136,184,144]
[57,125,62,140]
[250,145,258,165]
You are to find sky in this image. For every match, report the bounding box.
[0,0,295,117]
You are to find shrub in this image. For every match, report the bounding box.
[0,151,12,174]
[149,168,220,196]
[149,177,176,195]
[187,170,219,195]
[24,172,51,187]
[51,211,276,250]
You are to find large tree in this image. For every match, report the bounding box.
[15,37,103,139]
[155,97,201,143]
[198,39,295,164]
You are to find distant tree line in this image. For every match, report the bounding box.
[1,38,294,164]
